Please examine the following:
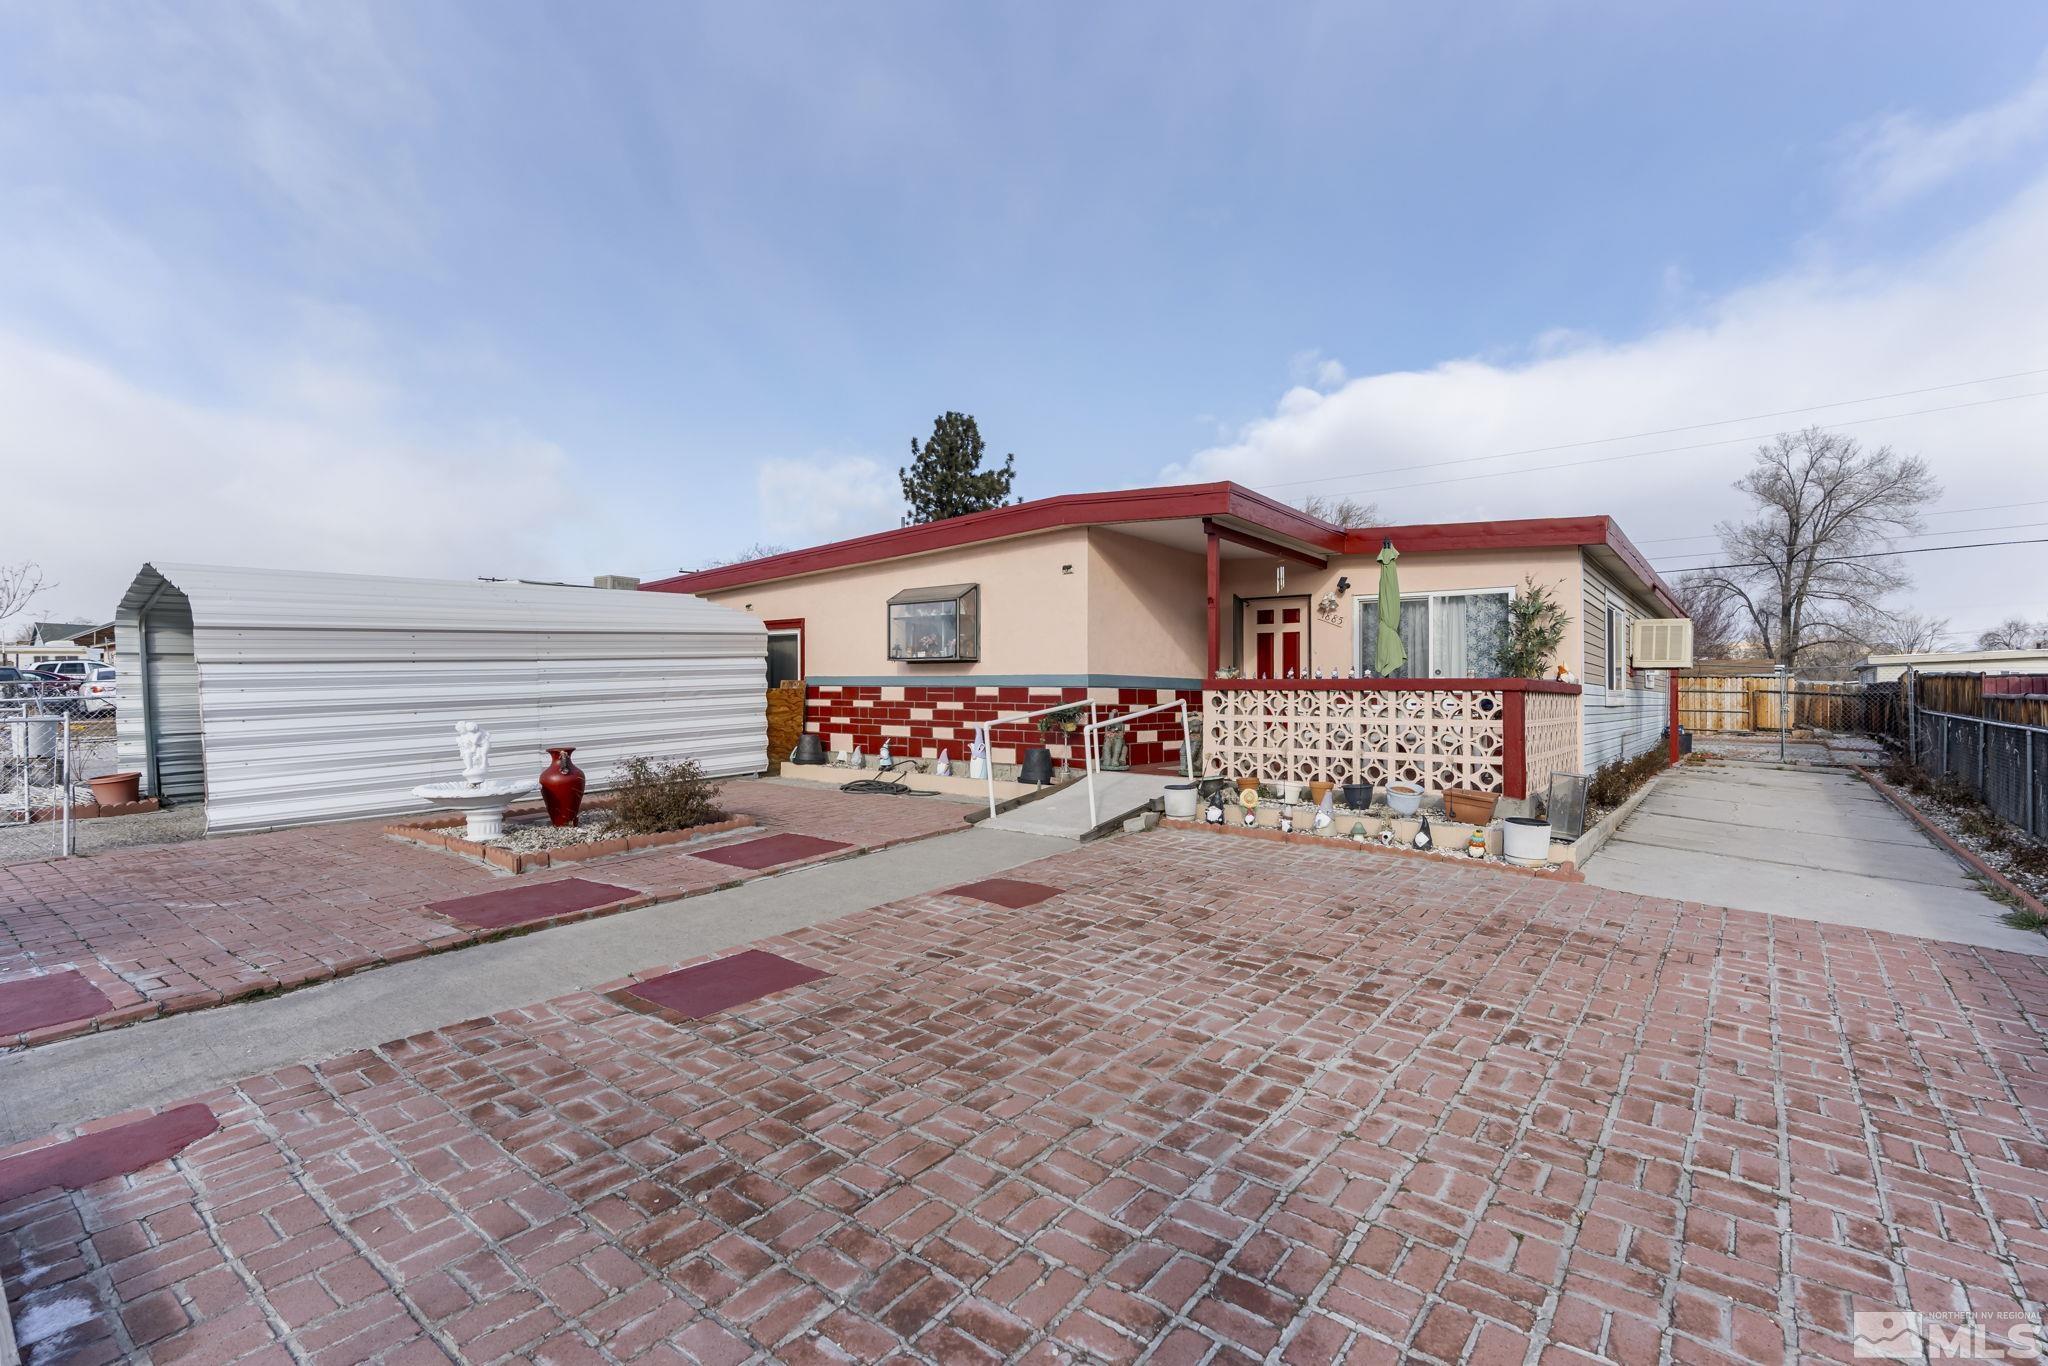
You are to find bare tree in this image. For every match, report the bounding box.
[1297,493,1378,528]
[0,560,51,639]
[1687,429,1938,667]
[691,542,790,572]
[1675,573,1742,658]
[1855,609,1951,654]
[1975,617,2048,650]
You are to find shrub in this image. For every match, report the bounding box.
[1496,577,1571,679]
[1587,745,1670,810]
[610,755,726,835]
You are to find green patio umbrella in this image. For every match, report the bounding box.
[1373,538,1407,677]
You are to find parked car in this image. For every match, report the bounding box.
[30,659,104,685]
[76,666,119,715]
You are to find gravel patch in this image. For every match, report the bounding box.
[484,819,629,853]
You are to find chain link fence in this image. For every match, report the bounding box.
[2,703,78,860]
[1911,707,2047,840]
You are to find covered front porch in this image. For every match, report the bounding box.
[1187,517,1584,799]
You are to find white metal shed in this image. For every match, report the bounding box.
[115,564,767,832]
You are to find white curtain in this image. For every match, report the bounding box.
[1356,597,1431,677]
[1431,593,1509,677]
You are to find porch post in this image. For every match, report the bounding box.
[1205,525,1220,680]
[1668,670,1680,766]
[1502,689,1527,800]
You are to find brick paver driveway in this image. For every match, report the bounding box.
[5,830,2047,1363]
[0,781,966,1046]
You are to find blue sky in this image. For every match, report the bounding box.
[5,3,2048,637]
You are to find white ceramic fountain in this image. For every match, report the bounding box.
[412,720,535,840]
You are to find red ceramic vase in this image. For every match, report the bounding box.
[539,747,586,827]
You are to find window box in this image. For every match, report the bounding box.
[887,583,980,662]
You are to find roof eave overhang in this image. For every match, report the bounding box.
[1344,517,1685,618]
[646,482,1345,595]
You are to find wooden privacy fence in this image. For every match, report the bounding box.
[1916,671,2048,727]
[1677,674,1896,734]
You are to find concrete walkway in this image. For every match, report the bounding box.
[1584,759,2048,955]
[0,824,1066,1143]
[980,771,1179,839]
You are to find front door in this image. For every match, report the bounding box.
[1247,600,1307,679]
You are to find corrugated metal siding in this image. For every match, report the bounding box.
[116,564,767,832]
[143,595,204,803]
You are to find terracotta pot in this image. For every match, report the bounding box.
[1235,775,1260,793]
[1443,787,1500,824]
[539,747,587,826]
[1307,780,1335,806]
[89,771,142,806]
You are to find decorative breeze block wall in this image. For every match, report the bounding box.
[1522,690,1582,799]
[1204,687,1510,792]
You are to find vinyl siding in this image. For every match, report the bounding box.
[1580,556,1668,770]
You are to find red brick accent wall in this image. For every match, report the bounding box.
[802,684,1199,769]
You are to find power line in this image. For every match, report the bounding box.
[1649,518,2048,567]
[1635,497,2048,546]
[1285,388,2048,504]
[1254,365,2048,496]
[1657,534,2048,574]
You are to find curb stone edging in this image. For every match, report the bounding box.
[1564,768,1670,869]
[1852,765,2048,923]
[1155,817,1584,881]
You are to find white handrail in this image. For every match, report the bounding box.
[1081,698,1193,828]
[973,698,1101,818]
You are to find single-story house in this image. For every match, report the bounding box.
[1854,648,2048,686]
[647,482,1688,800]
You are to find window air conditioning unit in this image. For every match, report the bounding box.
[1629,618,1694,670]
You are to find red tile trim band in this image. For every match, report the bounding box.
[0,1104,218,1203]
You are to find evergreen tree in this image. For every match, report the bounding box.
[899,412,1017,524]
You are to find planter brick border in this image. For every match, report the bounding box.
[382,797,759,875]
[1852,765,2048,923]
[1156,817,1584,882]
[26,796,159,823]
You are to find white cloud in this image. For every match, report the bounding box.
[754,454,900,546]
[1163,169,2048,633]
[0,330,582,618]
[1842,54,2048,212]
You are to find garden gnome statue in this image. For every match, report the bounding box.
[936,748,952,778]
[969,731,989,779]
[1279,805,1293,835]
[1205,790,1226,824]
[878,739,893,768]
[1313,789,1335,831]
[455,720,491,784]
[1413,812,1434,850]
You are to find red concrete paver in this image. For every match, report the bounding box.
[0,780,964,1048]
[3,829,2046,1362]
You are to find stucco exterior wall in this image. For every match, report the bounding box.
[1216,547,1585,678]
[1085,529,1206,683]
[696,528,1091,682]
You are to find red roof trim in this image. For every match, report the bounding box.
[1344,516,1683,616]
[645,482,1343,595]
[647,481,1682,616]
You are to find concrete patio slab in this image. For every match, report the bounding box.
[1586,760,2047,954]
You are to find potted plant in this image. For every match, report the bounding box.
[89,771,142,806]
[1497,577,1571,679]
[1443,787,1500,824]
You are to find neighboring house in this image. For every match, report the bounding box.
[648,482,1686,798]
[1855,648,2048,685]
[26,619,117,666]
